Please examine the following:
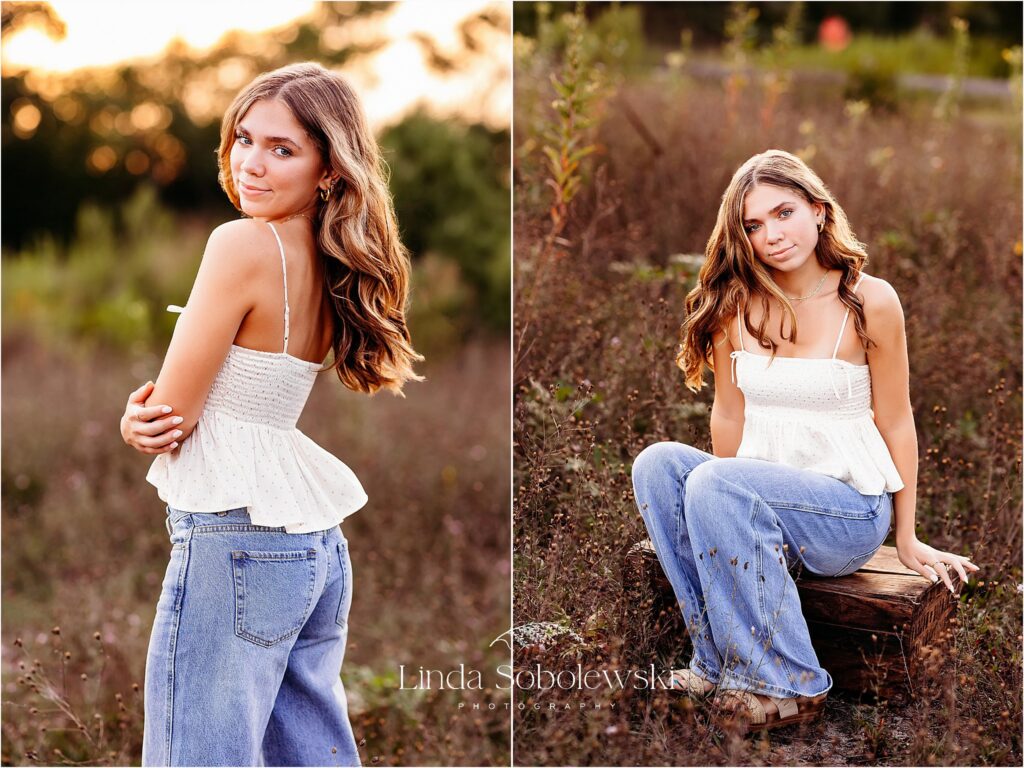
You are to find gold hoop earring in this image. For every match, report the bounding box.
[320,186,331,202]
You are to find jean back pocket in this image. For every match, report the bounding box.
[232,549,318,647]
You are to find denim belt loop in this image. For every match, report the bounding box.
[165,514,173,536]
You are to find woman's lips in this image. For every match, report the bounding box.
[239,182,270,196]
[771,244,795,259]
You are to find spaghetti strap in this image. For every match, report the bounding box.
[831,311,850,360]
[736,306,746,352]
[266,222,290,354]
[831,272,865,360]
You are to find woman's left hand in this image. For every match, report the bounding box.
[120,380,182,455]
[896,535,980,594]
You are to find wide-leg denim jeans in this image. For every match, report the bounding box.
[632,442,892,699]
[142,506,360,767]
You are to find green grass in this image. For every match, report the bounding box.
[759,29,1012,80]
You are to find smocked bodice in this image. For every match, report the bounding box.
[733,352,871,419]
[205,345,319,429]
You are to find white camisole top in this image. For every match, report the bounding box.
[146,221,368,533]
[729,274,904,496]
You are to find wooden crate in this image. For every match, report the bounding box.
[625,541,959,699]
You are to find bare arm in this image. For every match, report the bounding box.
[143,219,270,444]
[864,277,979,589]
[864,279,918,542]
[709,326,745,458]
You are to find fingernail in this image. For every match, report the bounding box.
[931,575,939,582]
[162,406,172,414]
[172,417,183,425]
[173,430,183,438]
[170,442,179,449]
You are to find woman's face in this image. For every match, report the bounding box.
[741,183,824,273]
[229,98,331,220]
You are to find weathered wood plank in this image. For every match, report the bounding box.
[800,572,927,601]
[858,546,919,575]
[798,589,917,631]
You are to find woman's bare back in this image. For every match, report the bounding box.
[232,219,335,364]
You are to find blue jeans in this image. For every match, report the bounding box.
[143,506,360,766]
[631,442,892,699]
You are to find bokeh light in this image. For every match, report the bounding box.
[87,145,117,173]
[11,100,42,138]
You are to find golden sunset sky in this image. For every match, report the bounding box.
[2,1,510,129]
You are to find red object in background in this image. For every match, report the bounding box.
[819,15,852,52]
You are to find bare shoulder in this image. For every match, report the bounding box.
[191,219,281,302]
[856,272,897,311]
[205,218,276,268]
[857,272,904,328]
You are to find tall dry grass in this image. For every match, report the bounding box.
[2,335,511,766]
[513,23,1022,768]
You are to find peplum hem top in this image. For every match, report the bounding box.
[146,221,367,533]
[728,273,905,497]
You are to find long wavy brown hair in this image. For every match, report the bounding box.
[217,62,422,395]
[677,149,874,391]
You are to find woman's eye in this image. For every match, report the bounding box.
[273,146,292,157]
[779,209,793,218]
[235,133,251,145]
[745,223,760,233]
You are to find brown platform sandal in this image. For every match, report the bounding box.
[667,669,716,700]
[713,689,827,733]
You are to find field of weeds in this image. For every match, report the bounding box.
[512,11,1022,767]
[1,334,511,766]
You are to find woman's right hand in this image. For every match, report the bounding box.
[120,381,183,455]
[896,534,978,594]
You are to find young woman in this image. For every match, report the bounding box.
[631,149,978,733]
[119,62,421,766]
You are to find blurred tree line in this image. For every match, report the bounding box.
[515,1,1022,53]
[1,2,509,344]
[513,1,1022,137]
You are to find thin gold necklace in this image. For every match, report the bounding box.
[783,270,829,302]
[279,212,314,225]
